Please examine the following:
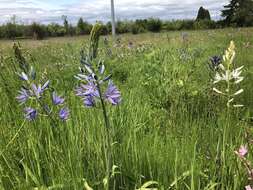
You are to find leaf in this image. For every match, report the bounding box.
[169,171,190,189]
[213,88,224,95]
[22,163,40,186]
[136,181,159,190]
[83,179,93,190]
[233,89,243,96]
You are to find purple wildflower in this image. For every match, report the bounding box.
[31,84,42,98]
[209,56,222,71]
[16,88,30,104]
[75,82,99,97]
[52,92,64,105]
[104,81,121,105]
[24,107,37,121]
[210,56,221,65]
[31,80,50,98]
[59,107,70,121]
[246,185,253,190]
[83,95,95,107]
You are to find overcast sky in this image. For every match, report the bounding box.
[0,0,229,24]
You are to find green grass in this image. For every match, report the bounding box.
[0,28,253,189]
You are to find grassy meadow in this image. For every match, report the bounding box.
[0,28,253,189]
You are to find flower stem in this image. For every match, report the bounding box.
[96,81,112,190]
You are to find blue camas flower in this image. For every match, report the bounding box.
[24,107,37,121]
[75,47,121,108]
[75,76,121,107]
[31,80,50,98]
[59,107,70,121]
[75,82,99,107]
[104,81,121,105]
[209,56,222,71]
[83,95,96,107]
[52,91,65,105]
[15,51,70,123]
[76,82,99,97]
[16,88,30,104]
[16,72,69,122]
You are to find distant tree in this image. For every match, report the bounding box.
[30,22,46,40]
[0,26,3,38]
[47,23,65,37]
[77,17,92,35]
[222,0,253,27]
[136,19,148,30]
[77,17,85,34]
[4,23,17,39]
[10,15,17,25]
[2,15,22,39]
[116,20,131,34]
[62,15,69,35]
[68,24,76,36]
[131,20,146,34]
[147,18,162,32]
[196,7,211,20]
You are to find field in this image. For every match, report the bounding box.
[0,28,253,190]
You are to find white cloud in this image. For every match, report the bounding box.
[0,0,229,24]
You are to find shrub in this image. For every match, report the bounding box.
[116,21,131,34]
[131,23,146,34]
[147,18,162,32]
[47,23,65,37]
[30,22,47,40]
[3,22,22,39]
[193,20,216,30]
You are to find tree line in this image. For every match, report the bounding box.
[0,0,252,40]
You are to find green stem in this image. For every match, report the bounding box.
[222,61,231,189]
[96,80,112,190]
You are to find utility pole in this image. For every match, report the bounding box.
[111,0,116,37]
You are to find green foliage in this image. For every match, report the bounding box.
[47,23,65,37]
[147,18,162,32]
[0,28,253,189]
[0,12,251,40]
[68,24,76,36]
[62,15,69,35]
[131,23,146,34]
[3,22,22,39]
[193,20,216,30]
[88,23,103,59]
[164,20,195,30]
[30,22,47,40]
[222,0,253,27]
[116,20,131,34]
[77,17,92,35]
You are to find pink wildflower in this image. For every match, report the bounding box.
[245,185,253,190]
[235,145,248,158]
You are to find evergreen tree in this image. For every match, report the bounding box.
[196,7,211,20]
[77,17,92,35]
[222,0,253,27]
[62,15,69,35]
